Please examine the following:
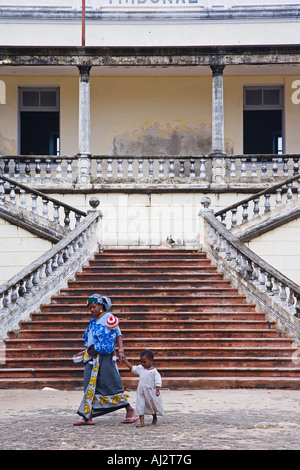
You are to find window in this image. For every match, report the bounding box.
[19,87,60,155]
[243,86,283,155]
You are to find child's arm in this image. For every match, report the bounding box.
[155,386,160,396]
[123,356,134,370]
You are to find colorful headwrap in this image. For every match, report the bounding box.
[86,294,112,312]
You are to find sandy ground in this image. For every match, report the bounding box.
[0,387,299,452]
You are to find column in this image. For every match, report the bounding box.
[77,65,92,187]
[210,64,226,185]
[211,64,225,154]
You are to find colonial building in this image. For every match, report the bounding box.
[0,0,299,388]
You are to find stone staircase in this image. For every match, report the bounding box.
[1,249,299,390]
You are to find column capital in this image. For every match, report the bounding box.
[77,65,92,82]
[210,64,225,76]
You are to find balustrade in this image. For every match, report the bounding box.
[215,174,300,230]
[1,154,299,187]
[0,174,85,231]
[199,198,300,336]
[0,209,101,339]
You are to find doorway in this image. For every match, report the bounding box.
[19,87,60,155]
[243,86,283,155]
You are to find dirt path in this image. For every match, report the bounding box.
[0,388,299,451]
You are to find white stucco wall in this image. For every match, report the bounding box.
[0,191,299,287]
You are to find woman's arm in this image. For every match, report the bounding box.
[116,334,125,362]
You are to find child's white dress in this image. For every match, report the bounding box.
[131,365,165,416]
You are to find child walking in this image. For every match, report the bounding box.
[123,349,165,427]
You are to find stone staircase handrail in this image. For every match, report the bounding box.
[199,199,300,338]
[0,210,102,339]
[0,173,86,231]
[214,174,300,230]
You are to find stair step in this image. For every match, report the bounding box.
[3,356,298,371]
[0,376,299,390]
[17,319,275,332]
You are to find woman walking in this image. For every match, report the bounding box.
[73,293,138,425]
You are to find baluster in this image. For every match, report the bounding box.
[288,288,295,310]
[14,159,20,178]
[45,260,52,277]
[252,262,260,284]
[251,157,257,177]
[75,213,81,227]
[297,177,300,198]
[286,182,293,203]
[138,158,144,178]
[199,157,206,179]
[168,158,175,178]
[230,207,238,228]
[51,254,58,271]
[35,158,41,179]
[264,193,271,213]
[158,158,165,178]
[32,269,40,292]
[17,280,26,302]
[45,158,52,179]
[24,159,31,178]
[64,208,70,228]
[20,188,27,209]
[31,194,38,214]
[220,213,227,227]
[56,159,62,180]
[272,278,280,296]
[235,252,242,272]
[9,183,16,205]
[275,188,282,206]
[179,159,185,178]
[3,158,10,176]
[2,291,10,310]
[190,158,195,178]
[283,157,289,177]
[265,273,273,294]
[53,203,60,224]
[253,197,260,217]
[272,157,278,177]
[294,294,300,318]
[241,158,247,177]
[127,158,133,178]
[279,282,287,303]
[66,159,73,181]
[261,158,267,178]
[230,158,236,178]
[117,158,123,178]
[0,178,5,202]
[39,263,47,285]
[107,158,113,178]
[25,275,33,296]
[42,198,49,219]
[242,202,249,224]
[293,157,299,175]
[259,268,266,291]
[148,158,154,178]
[57,251,64,267]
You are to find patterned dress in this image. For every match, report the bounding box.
[131,365,165,416]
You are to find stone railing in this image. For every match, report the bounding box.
[0,174,86,240]
[0,208,102,340]
[214,174,300,239]
[199,197,300,339]
[1,154,299,189]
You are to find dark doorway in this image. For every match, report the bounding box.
[20,111,59,155]
[243,110,282,154]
